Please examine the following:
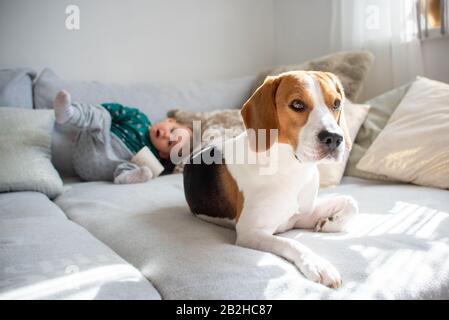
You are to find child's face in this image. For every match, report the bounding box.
[149,118,192,159]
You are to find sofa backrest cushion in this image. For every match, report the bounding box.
[34,68,256,121]
[0,68,36,109]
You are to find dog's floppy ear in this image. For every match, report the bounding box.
[325,72,352,151]
[240,76,281,151]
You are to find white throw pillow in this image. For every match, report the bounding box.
[0,107,63,198]
[318,100,370,187]
[356,77,449,189]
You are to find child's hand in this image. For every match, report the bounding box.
[114,167,153,184]
[131,146,164,177]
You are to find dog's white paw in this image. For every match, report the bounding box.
[315,196,358,233]
[297,252,342,288]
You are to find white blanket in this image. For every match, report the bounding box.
[56,174,449,299]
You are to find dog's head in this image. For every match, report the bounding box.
[241,70,351,163]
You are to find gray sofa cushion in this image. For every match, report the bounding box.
[0,191,160,300]
[33,68,257,177]
[34,68,257,121]
[55,174,449,299]
[0,108,63,199]
[346,83,412,180]
[0,68,36,108]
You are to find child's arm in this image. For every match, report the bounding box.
[131,146,164,177]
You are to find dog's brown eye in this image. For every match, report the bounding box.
[289,99,307,112]
[333,99,341,111]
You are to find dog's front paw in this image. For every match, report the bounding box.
[315,196,358,233]
[297,253,342,288]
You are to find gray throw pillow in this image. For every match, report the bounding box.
[0,107,63,199]
[344,82,412,180]
[0,68,36,108]
[254,51,375,102]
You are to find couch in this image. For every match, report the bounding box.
[1,68,449,300]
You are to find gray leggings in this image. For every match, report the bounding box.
[67,102,141,181]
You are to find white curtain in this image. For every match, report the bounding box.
[331,0,424,101]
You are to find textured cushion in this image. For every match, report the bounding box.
[0,108,63,199]
[55,174,449,299]
[33,68,257,177]
[318,101,370,187]
[167,108,245,173]
[0,191,160,300]
[345,83,411,180]
[254,51,375,102]
[168,108,244,131]
[356,77,449,189]
[0,68,36,108]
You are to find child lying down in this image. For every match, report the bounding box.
[53,90,192,184]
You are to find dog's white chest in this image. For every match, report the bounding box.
[275,165,319,233]
[224,138,320,233]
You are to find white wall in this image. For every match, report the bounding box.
[273,0,449,86]
[1,0,447,86]
[422,37,449,84]
[0,0,274,84]
[274,0,331,66]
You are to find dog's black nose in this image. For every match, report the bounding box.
[318,130,343,152]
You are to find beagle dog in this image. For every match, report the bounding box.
[183,71,358,288]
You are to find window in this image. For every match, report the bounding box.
[418,0,448,38]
